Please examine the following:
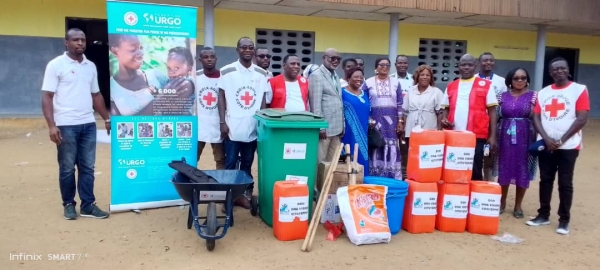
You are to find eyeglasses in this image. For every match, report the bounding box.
[512,76,527,82]
[326,55,341,62]
[378,64,391,68]
[256,54,271,59]
[239,45,254,51]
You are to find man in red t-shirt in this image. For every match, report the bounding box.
[527,57,590,235]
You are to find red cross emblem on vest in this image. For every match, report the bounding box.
[545,98,566,118]
[203,92,217,106]
[236,87,257,109]
[240,91,254,106]
[199,88,218,109]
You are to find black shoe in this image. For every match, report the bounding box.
[64,203,77,220]
[526,215,550,226]
[80,203,110,219]
[556,222,570,235]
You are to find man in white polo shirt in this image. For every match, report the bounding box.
[41,28,111,220]
[217,37,269,208]
[527,57,590,235]
[390,55,414,96]
[478,52,507,95]
[478,52,507,182]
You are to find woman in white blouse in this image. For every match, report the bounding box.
[399,65,444,177]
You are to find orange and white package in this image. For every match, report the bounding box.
[337,184,391,246]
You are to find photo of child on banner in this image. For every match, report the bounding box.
[108,34,196,116]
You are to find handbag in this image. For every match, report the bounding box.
[368,127,385,148]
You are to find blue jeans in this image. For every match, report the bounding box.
[224,139,257,190]
[57,122,97,211]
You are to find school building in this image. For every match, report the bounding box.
[1,0,599,116]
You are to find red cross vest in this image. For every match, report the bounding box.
[445,77,493,139]
[196,70,222,143]
[536,82,588,150]
[268,75,309,110]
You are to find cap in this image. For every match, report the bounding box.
[528,139,547,156]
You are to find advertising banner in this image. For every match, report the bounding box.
[107,0,198,212]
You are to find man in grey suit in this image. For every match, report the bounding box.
[308,48,344,162]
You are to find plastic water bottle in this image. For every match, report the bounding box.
[483,144,490,157]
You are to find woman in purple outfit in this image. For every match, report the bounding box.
[363,58,403,180]
[496,67,538,219]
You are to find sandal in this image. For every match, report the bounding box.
[513,210,524,219]
[499,204,506,214]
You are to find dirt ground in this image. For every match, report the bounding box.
[1,118,599,270]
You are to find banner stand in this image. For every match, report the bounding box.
[106,0,198,212]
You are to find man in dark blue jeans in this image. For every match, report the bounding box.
[224,139,258,187]
[41,28,111,220]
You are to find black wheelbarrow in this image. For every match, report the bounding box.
[169,158,253,251]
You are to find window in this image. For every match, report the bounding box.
[256,29,316,76]
[418,39,467,84]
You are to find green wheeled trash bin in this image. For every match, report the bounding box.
[252,108,328,227]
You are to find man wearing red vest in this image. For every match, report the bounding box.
[266,54,309,111]
[441,54,499,181]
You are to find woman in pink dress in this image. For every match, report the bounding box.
[362,58,404,180]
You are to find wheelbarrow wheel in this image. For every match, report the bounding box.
[250,195,258,216]
[206,202,217,251]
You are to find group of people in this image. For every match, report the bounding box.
[194,37,590,235]
[41,28,590,237]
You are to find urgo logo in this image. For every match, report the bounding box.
[118,159,146,166]
[143,13,182,25]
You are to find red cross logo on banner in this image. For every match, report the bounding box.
[126,169,137,179]
[241,91,254,106]
[545,98,566,118]
[203,92,217,106]
[124,12,138,26]
[285,148,291,154]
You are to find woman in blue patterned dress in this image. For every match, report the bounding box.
[341,67,371,176]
